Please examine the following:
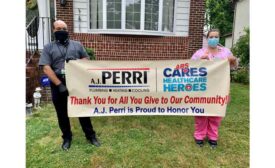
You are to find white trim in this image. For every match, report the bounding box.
[86,0,89,32]
[173,0,177,33]
[54,0,57,20]
[103,0,106,29]
[121,0,126,30]
[87,29,177,36]
[186,0,190,36]
[158,0,163,32]
[140,0,145,31]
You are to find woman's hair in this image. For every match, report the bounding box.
[206,29,220,38]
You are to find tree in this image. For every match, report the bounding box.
[205,0,234,45]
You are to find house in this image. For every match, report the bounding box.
[232,0,249,45]
[224,0,249,48]
[223,32,233,49]
[26,0,206,103]
[27,0,205,59]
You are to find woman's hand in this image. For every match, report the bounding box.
[228,55,238,68]
[200,50,210,60]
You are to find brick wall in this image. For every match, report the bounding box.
[26,52,52,104]
[26,52,41,104]
[56,0,205,60]
[188,0,206,57]
[41,86,52,103]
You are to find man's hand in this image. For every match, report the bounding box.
[57,83,69,96]
[43,65,62,86]
[66,57,76,63]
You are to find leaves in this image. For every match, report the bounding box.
[85,47,96,60]
[232,28,250,66]
[206,0,234,45]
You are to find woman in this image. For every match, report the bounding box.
[191,29,237,148]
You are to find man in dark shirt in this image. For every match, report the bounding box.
[39,20,100,150]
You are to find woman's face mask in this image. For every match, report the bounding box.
[207,31,220,48]
[208,37,219,48]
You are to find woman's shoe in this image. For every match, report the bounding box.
[195,139,204,147]
[208,140,217,149]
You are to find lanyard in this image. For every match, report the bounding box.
[56,43,69,76]
[56,43,69,59]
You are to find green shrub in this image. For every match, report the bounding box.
[231,28,249,84]
[232,28,250,66]
[85,47,96,60]
[231,66,249,84]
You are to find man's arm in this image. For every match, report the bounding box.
[43,65,62,86]
[77,42,90,60]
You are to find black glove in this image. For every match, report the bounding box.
[66,57,77,63]
[57,83,69,96]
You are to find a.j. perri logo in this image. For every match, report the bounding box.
[88,68,150,93]
[162,63,208,92]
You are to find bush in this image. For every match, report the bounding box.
[232,28,249,66]
[231,66,249,84]
[231,28,249,84]
[85,47,96,60]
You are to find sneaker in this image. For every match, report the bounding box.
[208,140,217,149]
[195,139,204,147]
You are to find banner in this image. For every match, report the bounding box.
[65,59,230,117]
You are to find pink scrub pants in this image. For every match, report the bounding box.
[194,116,223,141]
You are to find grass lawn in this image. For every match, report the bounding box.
[26,83,249,168]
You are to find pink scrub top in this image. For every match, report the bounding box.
[191,46,233,60]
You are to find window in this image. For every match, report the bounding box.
[162,0,174,32]
[126,0,141,29]
[107,0,122,29]
[89,0,103,29]
[89,0,175,35]
[145,0,159,31]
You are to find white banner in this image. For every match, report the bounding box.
[65,59,230,117]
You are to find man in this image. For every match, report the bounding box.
[39,20,100,150]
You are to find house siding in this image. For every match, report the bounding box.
[174,0,190,36]
[73,0,88,33]
[233,0,249,44]
[56,0,205,59]
[225,36,233,49]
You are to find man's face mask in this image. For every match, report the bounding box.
[54,30,69,45]
[207,37,219,48]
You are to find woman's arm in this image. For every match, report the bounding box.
[228,55,238,69]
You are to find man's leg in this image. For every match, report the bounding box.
[78,117,96,139]
[79,117,100,147]
[51,84,72,140]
